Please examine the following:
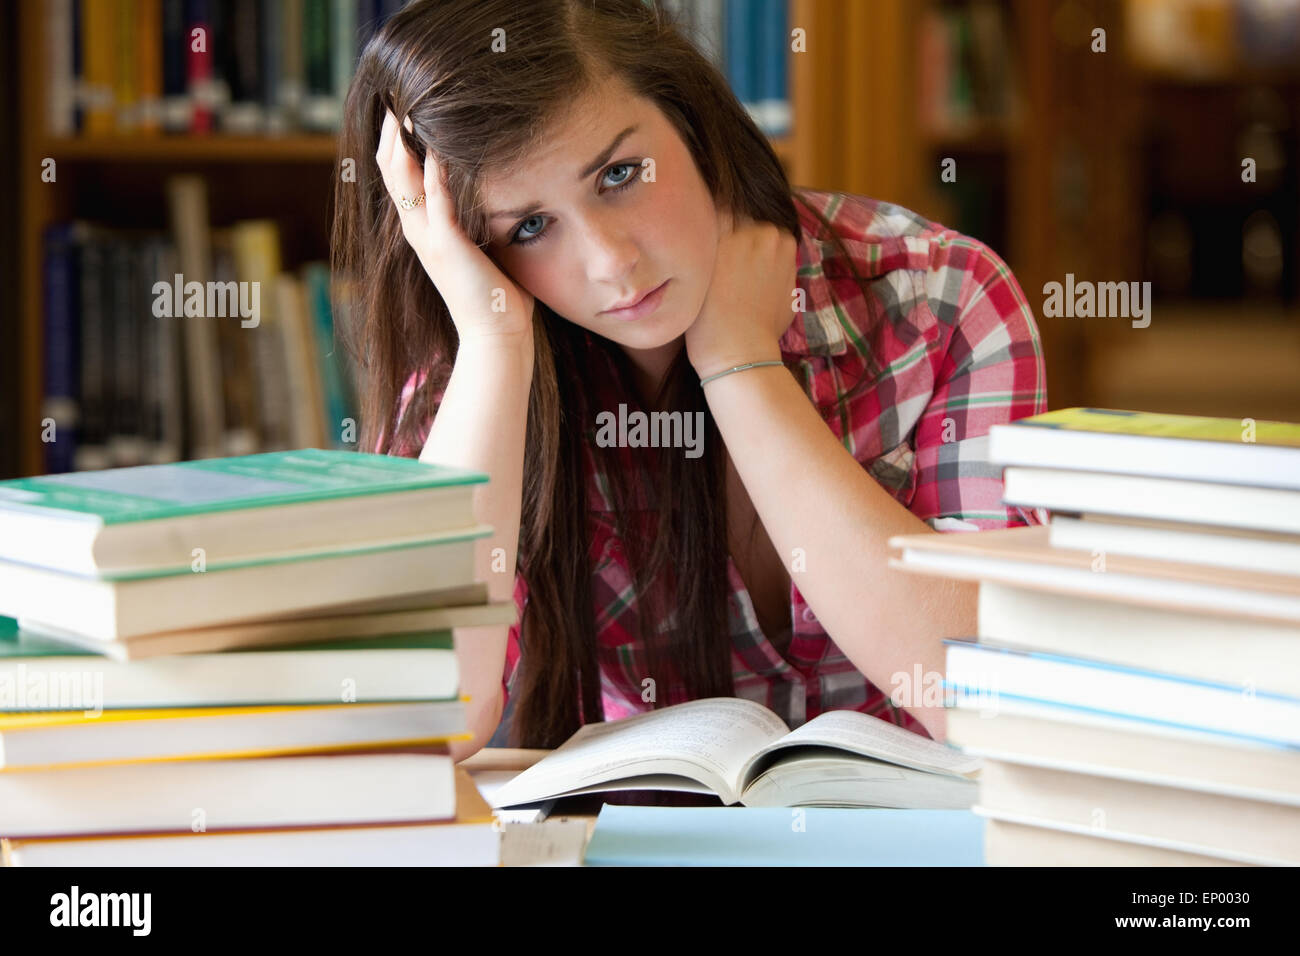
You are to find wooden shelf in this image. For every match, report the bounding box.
[41,134,340,163]
[920,121,1020,154]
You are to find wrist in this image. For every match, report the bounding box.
[692,345,783,385]
[457,329,534,362]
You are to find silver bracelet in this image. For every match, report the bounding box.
[698,360,785,387]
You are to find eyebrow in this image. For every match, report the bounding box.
[488,125,639,221]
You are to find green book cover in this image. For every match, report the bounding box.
[0,620,455,660]
[1015,407,1300,448]
[0,449,486,525]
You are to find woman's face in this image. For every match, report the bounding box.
[480,76,723,370]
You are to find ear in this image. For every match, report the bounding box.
[716,204,735,236]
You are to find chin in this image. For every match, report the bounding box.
[609,318,691,353]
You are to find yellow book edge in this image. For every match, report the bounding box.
[0,698,470,730]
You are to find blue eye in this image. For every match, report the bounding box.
[511,161,642,247]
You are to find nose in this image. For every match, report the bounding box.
[580,213,639,288]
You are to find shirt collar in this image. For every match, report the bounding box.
[779,223,850,357]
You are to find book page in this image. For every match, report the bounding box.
[743,709,982,787]
[489,698,790,807]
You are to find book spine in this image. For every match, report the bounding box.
[161,0,190,131]
[303,262,350,447]
[113,0,138,132]
[331,0,356,121]
[221,0,265,132]
[275,274,328,448]
[108,240,144,466]
[147,241,186,463]
[231,221,291,451]
[185,0,216,133]
[41,225,81,474]
[725,0,757,129]
[45,0,77,137]
[279,0,305,128]
[211,232,262,455]
[136,0,164,133]
[944,8,973,128]
[165,174,225,458]
[71,0,84,132]
[75,230,110,470]
[80,0,116,136]
[261,0,285,131]
[757,0,789,136]
[301,0,334,130]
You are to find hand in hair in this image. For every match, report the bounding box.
[375,108,535,346]
[684,206,799,382]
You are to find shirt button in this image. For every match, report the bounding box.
[801,607,817,624]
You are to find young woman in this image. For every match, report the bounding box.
[332,0,1047,756]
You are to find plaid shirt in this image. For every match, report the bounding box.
[388,189,1048,738]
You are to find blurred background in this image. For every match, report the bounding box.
[0,0,1297,480]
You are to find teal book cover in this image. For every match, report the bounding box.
[0,449,486,524]
[584,806,986,866]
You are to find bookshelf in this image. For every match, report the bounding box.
[12,2,799,479]
[19,2,1295,478]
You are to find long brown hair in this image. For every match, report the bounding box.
[332,0,885,746]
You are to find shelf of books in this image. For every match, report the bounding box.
[16,0,799,478]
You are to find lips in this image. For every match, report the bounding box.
[603,281,665,314]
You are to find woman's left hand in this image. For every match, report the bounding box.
[684,207,799,382]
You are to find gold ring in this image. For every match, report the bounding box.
[397,194,426,210]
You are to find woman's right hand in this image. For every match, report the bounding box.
[376,109,535,345]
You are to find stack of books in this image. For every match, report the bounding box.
[0,448,515,865]
[887,407,1300,867]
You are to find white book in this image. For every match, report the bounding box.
[0,700,467,770]
[945,640,1300,747]
[1050,513,1300,576]
[977,580,1300,695]
[0,752,455,839]
[988,413,1300,490]
[1002,465,1300,534]
[975,759,1300,867]
[984,817,1248,867]
[946,706,1300,806]
[890,525,1300,624]
[0,481,477,578]
[0,629,461,708]
[0,527,487,641]
[489,697,980,810]
[2,821,500,867]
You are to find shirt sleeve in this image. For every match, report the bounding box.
[910,237,1049,532]
[377,367,448,457]
[501,570,528,709]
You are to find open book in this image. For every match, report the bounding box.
[489,698,981,809]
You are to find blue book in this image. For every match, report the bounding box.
[41,224,81,475]
[584,805,986,866]
[945,639,1300,749]
[756,0,789,136]
[724,0,757,125]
